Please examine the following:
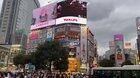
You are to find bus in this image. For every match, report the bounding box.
[91,65,140,78]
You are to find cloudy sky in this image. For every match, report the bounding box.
[0,0,140,55]
[39,0,140,55]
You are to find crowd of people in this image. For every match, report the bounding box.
[0,70,90,78]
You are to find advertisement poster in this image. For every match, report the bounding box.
[80,26,87,63]
[47,28,53,41]
[114,34,123,41]
[30,20,55,30]
[30,30,40,40]
[115,52,125,66]
[32,3,57,25]
[124,42,132,49]
[57,0,87,18]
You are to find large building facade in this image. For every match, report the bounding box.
[104,35,138,66]
[0,0,40,65]
[0,0,40,46]
[27,0,97,73]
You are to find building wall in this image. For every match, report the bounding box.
[0,45,10,65]
[0,0,40,45]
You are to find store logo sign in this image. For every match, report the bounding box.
[64,18,78,22]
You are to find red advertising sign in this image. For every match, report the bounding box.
[116,53,123,60]
[30,31,39,40]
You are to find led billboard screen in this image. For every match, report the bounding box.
[31,3,57,30]
[57,0,87,18]
[114,34,123,41]
[32,3,57,25]
[30,20,55,30]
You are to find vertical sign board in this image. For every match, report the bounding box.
[47,28,53,41]
[114,34,124,51]
[124,42,132,49]
[80,26,87,64]
[115,52,125,66]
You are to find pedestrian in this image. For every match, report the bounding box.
[70,74,74,78]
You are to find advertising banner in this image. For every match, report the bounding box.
[56,16,87,25]
[115,41,124,52]
[114,34,123,41]
[68,58,78,72]
[30,20,55,30]
[30,30,40,40]
[124,42,132,49]
[32,3,57,25]
[80,26,87,63]
[115,52,125,66]
[47,28,53,41]
[57,0,87,18]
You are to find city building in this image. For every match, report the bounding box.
[104,35,137,66]
[114,34,125,66]
[0,45,10,66]
[27,0,97,73]
[136,17,140,63]
[0,0,40,64]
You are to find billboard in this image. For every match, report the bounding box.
[80,26,87,63]
[67,31,80,39]
[68,58,78,72]
[115,52,125,66]
[56,16,87,25]
[124,42,132,49]
[115,41,124,51]
[57,0,87,18]
[47,28,53,41]
[29,30,40,40]
[30,20,55,30]
[32,3,57,25]
[31,3,57,30]
[114,34,123,41]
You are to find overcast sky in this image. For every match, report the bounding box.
[39,0,140,55]
[0,0,140,55]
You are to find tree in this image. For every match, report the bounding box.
[13,53,30,68]
[99,59,115,67]
[121,60,134,66]
[33,40,69,72]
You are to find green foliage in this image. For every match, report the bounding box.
[99,59,115,67]
[13,53,30,67]
[32,40,69,71]
[121,60,134,66]
[13,41,69,71]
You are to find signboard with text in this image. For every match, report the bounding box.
[56,17,87,25]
